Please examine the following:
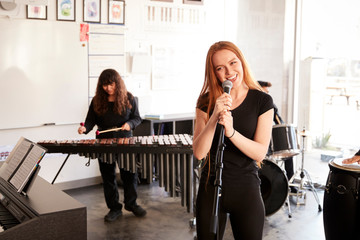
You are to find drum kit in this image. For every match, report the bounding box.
[258,124,322,218]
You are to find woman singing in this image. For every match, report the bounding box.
[193,41,274,239]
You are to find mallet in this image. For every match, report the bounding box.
[96,127,124,135]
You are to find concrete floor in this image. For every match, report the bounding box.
[66,182,325,240]
[65,149,331,240]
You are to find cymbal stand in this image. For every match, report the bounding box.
[288,130,322,211]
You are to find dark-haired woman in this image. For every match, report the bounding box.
[193,41,274,239]
[78,69,146,222]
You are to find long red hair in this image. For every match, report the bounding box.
[196,41,264,173]
[197,41,262,116]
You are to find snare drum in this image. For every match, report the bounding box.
[258,159,289,216]
[271,124,300,159]
[323,158,360,240]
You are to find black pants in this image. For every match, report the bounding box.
[196,176,265,240]
[98,160,138,211]
[283,157,294,180]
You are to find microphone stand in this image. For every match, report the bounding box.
[209,80,232,238]
[210,124,226,237]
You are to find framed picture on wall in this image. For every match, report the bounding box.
[108,0,125,25]
[183,0,203,4]
[26,5,47,20]
[83,0,101,23]
[57,0,76,21]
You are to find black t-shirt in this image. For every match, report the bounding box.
[83,93,142,139]
[199,89,273,186]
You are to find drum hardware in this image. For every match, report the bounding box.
[288,128,322,211]
[298,129,310,137]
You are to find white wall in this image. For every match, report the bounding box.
[236,0,287,121]
[124,0,227,116]
[0,0,287,188]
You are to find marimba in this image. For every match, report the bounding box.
[38,134,194,212]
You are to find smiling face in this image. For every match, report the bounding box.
[212,49,244,89]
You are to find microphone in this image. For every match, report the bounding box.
[222,80,233,94]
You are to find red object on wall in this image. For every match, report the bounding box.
[80,23,89,42]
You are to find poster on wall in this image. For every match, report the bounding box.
[57,0,76,21]
[26,5,47,20]
[108,0,125,25]
[83,0,101,23]
[184,0,204,5]
[183,0,203,4]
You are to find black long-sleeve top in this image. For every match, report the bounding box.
[83,93,142,139]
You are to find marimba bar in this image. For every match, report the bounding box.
[38,134,194,212]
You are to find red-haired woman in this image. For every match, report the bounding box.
[193,41,274,239]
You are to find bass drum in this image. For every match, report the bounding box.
[323,158,360,240]
[259,159,289,216]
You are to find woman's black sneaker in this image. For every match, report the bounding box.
[125,205,147,217]
[104,209,123,222]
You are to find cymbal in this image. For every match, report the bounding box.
[298,129,310,137]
